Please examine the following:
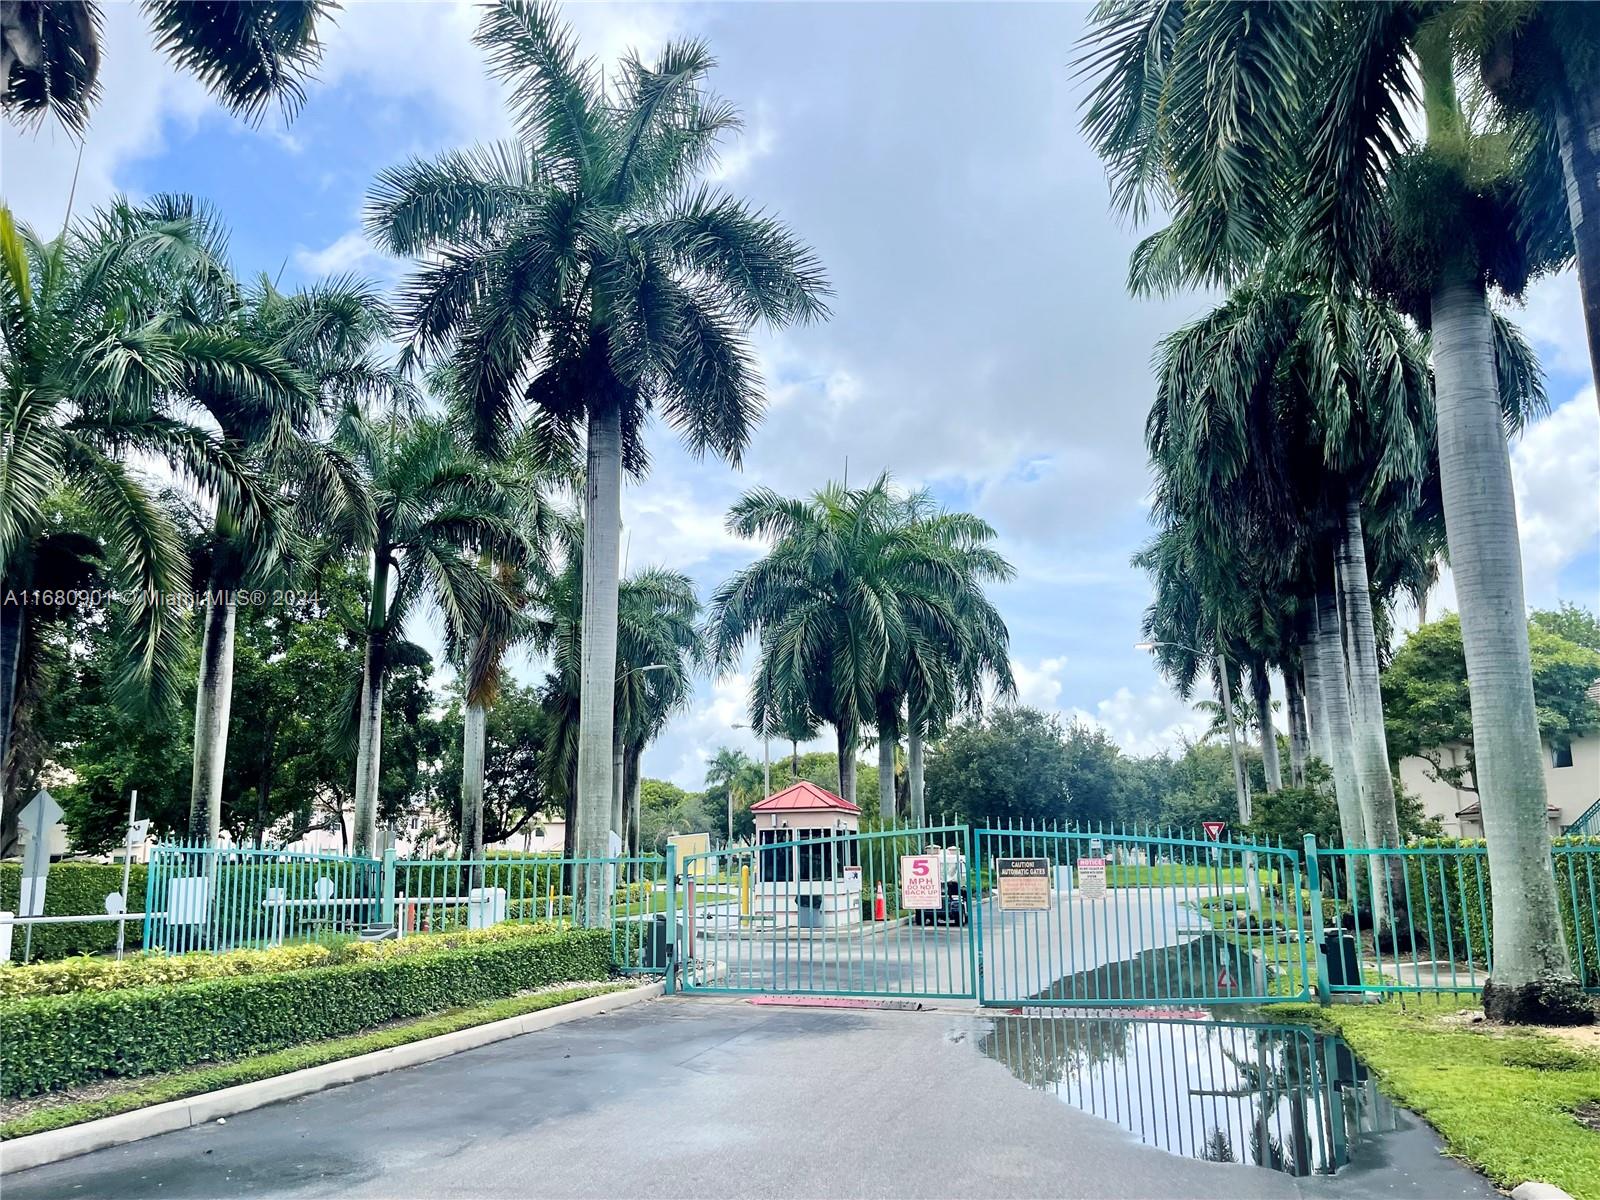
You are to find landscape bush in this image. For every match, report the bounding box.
[0,927,612,1096]
[0,862,147,961]
[0,921,567,1000]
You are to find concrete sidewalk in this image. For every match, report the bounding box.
[3,998,1495,1200]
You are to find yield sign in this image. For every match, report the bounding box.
[1202,820,1226,842]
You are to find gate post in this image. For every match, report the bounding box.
[380,848,397,928]
[664,843,679,995]
[1304,834,1330,1005]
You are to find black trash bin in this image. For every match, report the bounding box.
[643,912,672,970]
[1322,927,1359,987]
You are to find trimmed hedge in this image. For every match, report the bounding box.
[0,921,568,1000]
[0,862,147,962]
[0,927,612,1097]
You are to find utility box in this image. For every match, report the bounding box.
[1322,927,1360,988]
[467,887,507,930]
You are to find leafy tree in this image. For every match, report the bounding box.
[1385,612,1600,792]
[3,0,338,133]
[435,678,554,849]
[638,778,711,853]
[1,198,285,854]
[925,708,1073,828]
[1533,602,1600,653]
[366,0,829,900]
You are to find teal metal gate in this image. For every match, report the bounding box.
[973,826,1313,1007]
[678,824,977,999]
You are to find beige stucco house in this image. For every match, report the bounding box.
[1399,682,1600,837]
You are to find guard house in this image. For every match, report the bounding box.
[748,781,863,930]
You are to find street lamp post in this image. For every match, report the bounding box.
[731,723,772,845]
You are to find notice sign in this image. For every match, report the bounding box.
[1077,857,1107,900]
[900,855,942,909]
[996,857,1051,911]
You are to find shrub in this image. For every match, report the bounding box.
[0,921,568,1000]
[0,927,612,1096]
[0,862,147,962]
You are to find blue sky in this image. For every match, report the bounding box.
[5,1,1596,790]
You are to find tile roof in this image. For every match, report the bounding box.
[749,780,861,814]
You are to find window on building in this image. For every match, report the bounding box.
[759,829,792,883]
[1552,740,1574,769]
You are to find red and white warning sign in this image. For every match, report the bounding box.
[1202,821,1226,841]
[899,855,942,909]
[1218,965,1237,990]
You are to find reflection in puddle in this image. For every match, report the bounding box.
[980,1016,1398,1176]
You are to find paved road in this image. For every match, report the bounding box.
[6,999,1494,1200]
[690,886,1216,1001]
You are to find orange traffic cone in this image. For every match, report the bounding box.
[874,882,887,922]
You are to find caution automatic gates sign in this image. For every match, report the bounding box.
[995,857,1051,911]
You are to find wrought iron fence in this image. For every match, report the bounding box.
[143,840,383,955]
[1307,837,1600,995]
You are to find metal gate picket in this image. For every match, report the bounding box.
[973,826,1312,1008]
[678,824,978,1000]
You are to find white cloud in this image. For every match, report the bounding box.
[1511,388,1600,596]
[292,229,402,280]
[706,103,777,183]
[621,475,751,571]
[1515,271,1591,378]
[1012,655,1067,709]
[1067,685,1208,758]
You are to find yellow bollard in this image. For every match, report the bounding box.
[740,863,751,917]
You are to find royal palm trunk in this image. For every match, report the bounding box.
[610,722,625,845]
[1551,73,1600,397]
[187,581,238,845]
[1251,659,1282,793]
[1431,268,1578,1012]
[0,598,23,856]
[908,728,925,825]
[835,722,857,805]
[1284,666,1308,788]
[351,547,390,858]
[1334,501,1403,854]
[575,402,622,925]
[1313,588,1365,851]
[876,697,898,821]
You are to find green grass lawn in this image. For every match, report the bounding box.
[1270,996,1600,1200]
[1104,863,1280,888]
[617,890,735,914]
[0,981,634,1141]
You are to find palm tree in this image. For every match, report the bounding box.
[175,248,390,844]
[1080,1,1585,1020]
[532,512,701,861]
[366,1,828,901]
[341,414,525,857]
[3,0,338,133]
[707,477,1011,816]
[0,198,286,852]
[1462,2,1600,397]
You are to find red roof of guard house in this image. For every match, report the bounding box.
[748,780,861,814]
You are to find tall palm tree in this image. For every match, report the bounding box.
[707,477,1010,815]
[341,414,525,856]
[1080,0,1585,1020]
[3,0,338,133]
[366,1,828,904]
[0,198,285,852]
[175,251,389,844]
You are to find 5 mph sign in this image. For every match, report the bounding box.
[900,855,942,909]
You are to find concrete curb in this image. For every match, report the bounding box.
[1,979,663,1176]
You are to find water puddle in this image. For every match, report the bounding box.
[979,1013,1399,1176]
